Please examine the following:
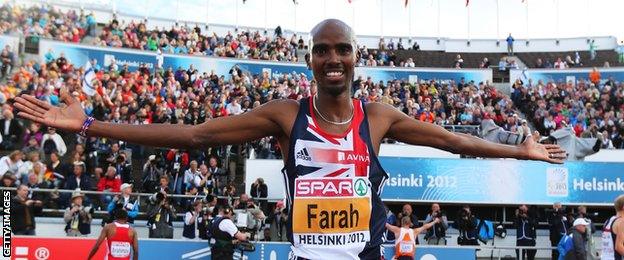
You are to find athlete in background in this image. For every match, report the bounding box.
[15,19,565,259]
[602,194,624,260]
[386,216,439,260]
[88,207,138,260]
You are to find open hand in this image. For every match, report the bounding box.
[522,131,567,164]
[14,88,86,133]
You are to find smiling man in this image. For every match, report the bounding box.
[14,19,565,260]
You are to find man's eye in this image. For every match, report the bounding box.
[314,48,327,55]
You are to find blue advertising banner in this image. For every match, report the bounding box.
[379,157,624,205]
[37,40,492,83]
[510,67,624,89]
[138,239,475,260]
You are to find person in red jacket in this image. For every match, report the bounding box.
[97,166,122,206]
[165,149,189,194]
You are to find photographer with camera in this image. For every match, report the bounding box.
[250,178,268,215]
[549,202,570,260]
[424,203,448,245]
[210,205,249,260]
[515,204,537,260]
[183,201,203,240]
[141,154,164,194]
[64,192,93,236]
[456,205,479,246]
[106,183,139,225]
[165,148,189,195]
[147,191,176,238]
[113,153,132,185]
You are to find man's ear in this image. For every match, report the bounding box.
[305,52,311,70]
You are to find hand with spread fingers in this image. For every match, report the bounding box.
[523,131,567,164]
[14,88,86,133]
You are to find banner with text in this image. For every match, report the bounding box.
[510,67,624,90]
[6,236,472,260]
[245,158,624,205]
[380,157,624,205]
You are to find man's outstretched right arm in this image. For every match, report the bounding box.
[15,92,293,149]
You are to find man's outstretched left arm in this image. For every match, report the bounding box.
[369,103,566,163]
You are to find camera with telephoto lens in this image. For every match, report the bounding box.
[149,191,166,204]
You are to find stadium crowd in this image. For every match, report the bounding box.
[511,71,624,149]
[0,4,96,42]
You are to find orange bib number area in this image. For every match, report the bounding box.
[292,177,372,246]
[292,197,370,233]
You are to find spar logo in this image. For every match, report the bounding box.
[547,167,569,197]
[295,178,369,197]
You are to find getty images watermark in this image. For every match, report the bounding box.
[2,190,10,259]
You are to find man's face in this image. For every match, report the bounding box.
[576,224,586,233]
[17,186,28,198]
[73,165,83,176]
[308,20,357,96]
[431,203,440,212]
[402,204,412,215]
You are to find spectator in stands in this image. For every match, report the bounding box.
[515,204,537,260]
[147,191,175,238]
[565,55,575,68]
[273,200,287,241]
[17,151,45,185]
[1,173,17,192]
[589,67,601,86]
[183,160,200,191]
[97,166,121,206]
[11,184,42,235]
[250,177,268,215]
[411,41,420,51]
[574,52,581,66]
[589,40,597,60]
[385,206,398,244]
[194,163,215,195]
[479,58,490,69]
[22,123,44,148]
[207,156,227,195]
[0,110,23,150]
[506,33,514,55]
[576,205,599,257]
[535,58,545,68]
[0,47,12,79]
[113,152,132,184]
[565,218,589,260]
[424,203,448,245]
[499,58,508,71]
[404,58,415,68]
[456,205,479,246]
[554,57,567,69]
[183,200,203,240]
[141,154,164,193]
[108,183,139,224]
[21,137,41,158]
[166,148,189,194]
[64,192,92,236]
[0,150,22,179]
[157,175,171,195]
[397,204,420,231]
[453,55,464,68]
[25,172,48,205]
[46,151,68,187]
[41,127,67,156]
[549,202,569,260]
[65,161,92,191]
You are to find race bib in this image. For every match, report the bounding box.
[399,242,414,254]
[292,177,372,246]
[110,241,131,258]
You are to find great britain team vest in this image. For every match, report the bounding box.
[282,96,388,259]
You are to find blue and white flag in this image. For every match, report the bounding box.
[82,60,96,96]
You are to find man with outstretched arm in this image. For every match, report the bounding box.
[16,18,565,260]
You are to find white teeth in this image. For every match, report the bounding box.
[326,72,343,77]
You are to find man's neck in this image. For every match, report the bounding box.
[617,211,624,218]
[315,91,353,121]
